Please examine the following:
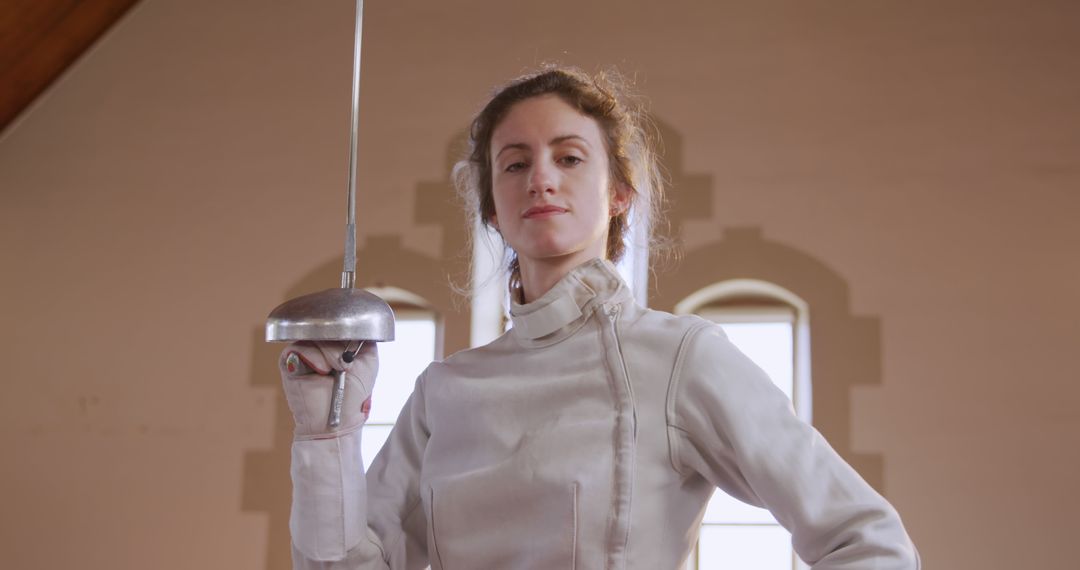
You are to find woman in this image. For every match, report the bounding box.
[280,67,920,569]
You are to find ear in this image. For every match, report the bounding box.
[609,183,631,216]
[489,213,500,232]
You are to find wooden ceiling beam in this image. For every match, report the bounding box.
[0,0,141,134]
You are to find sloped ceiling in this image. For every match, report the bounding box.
[0,0,140,134]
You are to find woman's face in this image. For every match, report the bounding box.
[489,94,627,269]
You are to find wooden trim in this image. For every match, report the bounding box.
[0,0,141,133]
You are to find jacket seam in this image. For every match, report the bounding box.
[570,481,579,570]
[294,420,365,441]
[335,437,347,559]
[428,487,446,569]
[665,321,713,477]
[598,304,636,569]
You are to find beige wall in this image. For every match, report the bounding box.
[2,0,1077,568]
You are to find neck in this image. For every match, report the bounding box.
[517,252,603,304]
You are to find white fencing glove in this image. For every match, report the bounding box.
[279,340,378,440]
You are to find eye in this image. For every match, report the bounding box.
[504,161,527,173]
[559,155,583,167]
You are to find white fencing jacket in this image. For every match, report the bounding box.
[289,258,919,569]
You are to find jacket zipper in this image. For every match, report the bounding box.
[601,302,637,569]
[604,303,638,436]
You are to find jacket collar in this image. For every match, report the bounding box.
[509,258,633,347]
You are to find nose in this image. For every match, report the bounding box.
[526,161,557,196]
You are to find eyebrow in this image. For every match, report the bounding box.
[494,135,590,160]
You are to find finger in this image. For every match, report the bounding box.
[281,342,335,375]
[282,352,313,375]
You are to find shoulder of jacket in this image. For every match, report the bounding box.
[422,329,516,379]
[618,302,681,325]
[621,304,718,341]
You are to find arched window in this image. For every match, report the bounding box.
[359,286,442,470]
[676,279,812,570]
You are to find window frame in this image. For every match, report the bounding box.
[675,279,812,570]
[674,279,812,423]
[358,287,442,470]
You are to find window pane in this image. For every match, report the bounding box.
[698,525,792,570]
[368,318,436,424]
[690,295,803,569]
[703,490,778,525]
[718,322,794,400]
[360,424,393,471]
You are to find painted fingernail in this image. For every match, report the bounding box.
[286,353,299,373]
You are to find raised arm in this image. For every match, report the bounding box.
[666,324,920,569]
[281,341,430,569]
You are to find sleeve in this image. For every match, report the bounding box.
[666,323,920,569]
[290,372,432,569]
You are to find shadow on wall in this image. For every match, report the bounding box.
[648,119,887,493]
[239,132,472,569]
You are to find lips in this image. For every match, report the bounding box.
[522,204,568,219]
